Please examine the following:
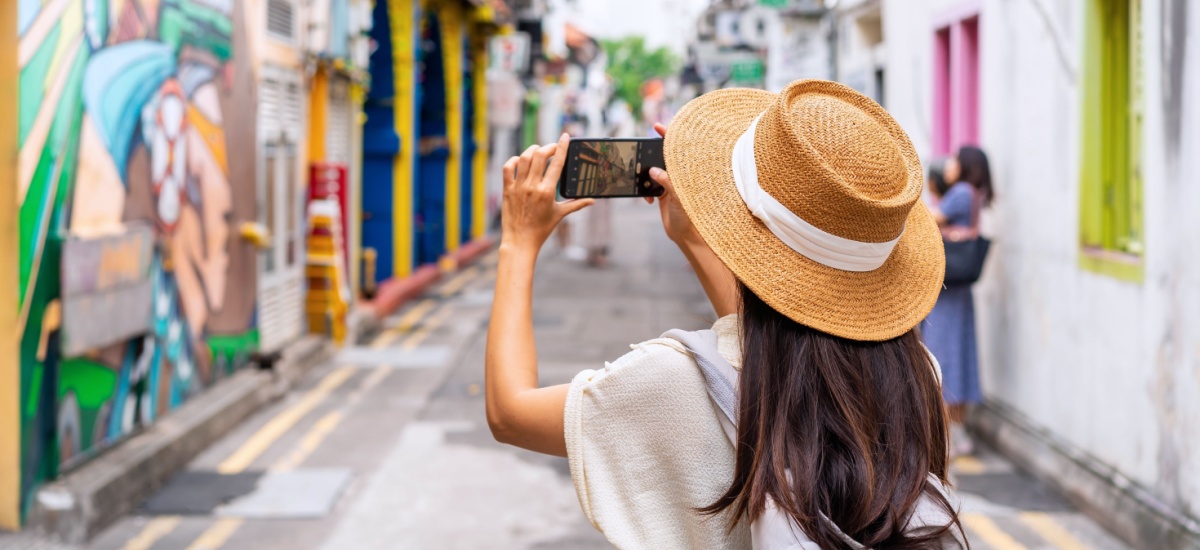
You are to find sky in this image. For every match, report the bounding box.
[551,0,713,56]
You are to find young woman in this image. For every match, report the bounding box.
[926,146,994,457]
[486,80,966,549]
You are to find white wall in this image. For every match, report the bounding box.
[882,0,1200,516]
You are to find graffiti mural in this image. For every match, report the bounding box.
[16,0,259,514]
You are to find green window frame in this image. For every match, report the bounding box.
[1079,0,1143,282]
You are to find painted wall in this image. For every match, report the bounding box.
[15,0,259,516]
[883,0,1200,519]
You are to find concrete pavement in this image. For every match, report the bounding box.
[6,199,1131,549]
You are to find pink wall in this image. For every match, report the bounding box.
[933,6,980,157]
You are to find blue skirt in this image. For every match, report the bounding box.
[922,284,982,405]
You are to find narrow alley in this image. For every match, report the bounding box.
[66,201,1127,550]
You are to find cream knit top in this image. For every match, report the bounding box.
[565,315,750,549]
[564,315,961,550]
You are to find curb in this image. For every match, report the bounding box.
[971,400,1200,549]
[27,336,331,544]
[359,236,496,323]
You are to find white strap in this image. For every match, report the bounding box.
[731,114,902,272]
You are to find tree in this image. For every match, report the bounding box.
[601,37,680,119]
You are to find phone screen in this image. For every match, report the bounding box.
[558,138,664,198]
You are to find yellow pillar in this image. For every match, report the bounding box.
[440,1,464,253]
[389,0,418,278]
[1,0,22,530]
[308,67,329,162]
[471,37,489,239]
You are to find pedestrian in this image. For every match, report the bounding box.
[485,80,965,549]
[924,145,994,458]
[927,158,951,198]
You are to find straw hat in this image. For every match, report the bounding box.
[664,80,944,341]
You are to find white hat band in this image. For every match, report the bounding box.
[731,114,903,272]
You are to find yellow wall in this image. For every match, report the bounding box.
[390,0,417,277]
[471,37,488,239]
[440,1,464,253]
[1,0,22,530]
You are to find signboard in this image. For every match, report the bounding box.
[488,70,526,128]
[731,59,766,83]
[60,223,155,356]
[694,42,765,83]
[489,32,531,73]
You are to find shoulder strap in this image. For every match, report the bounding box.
[660,328,739,429]
[661,328,874,550]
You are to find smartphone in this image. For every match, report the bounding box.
[558,138,665,199]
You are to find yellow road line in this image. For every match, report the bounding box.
[186,518,243,550]
[400,306,454,351]
[370,299,437,349]
[953,455,986,475]
[272,410,344,472]
[217,367,355,474]
[273,367,392,471]
[1019,512,1089,550]
[962,513,1028,550]
[121,516,182,550]
[438,265,482,297]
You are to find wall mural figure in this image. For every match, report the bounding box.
[16,0,259,516]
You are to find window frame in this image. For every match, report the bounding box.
[1079,0,1143,282]
[931,6,981,157]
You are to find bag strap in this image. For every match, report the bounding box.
[660,329,739,442]
[659,329,867,550]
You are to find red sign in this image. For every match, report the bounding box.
[309,162,350,266]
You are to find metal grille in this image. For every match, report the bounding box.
[258,275,304,352]
[283,81,304,141]
[267,0,295,40]
[259,78,281,137]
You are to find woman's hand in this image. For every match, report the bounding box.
[501,134,594,254]
[646,123,702,246]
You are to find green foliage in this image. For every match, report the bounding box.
[601,37,680,119]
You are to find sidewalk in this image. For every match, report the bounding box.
[6,199,1130,549]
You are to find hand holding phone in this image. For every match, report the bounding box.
[557,138,665,199]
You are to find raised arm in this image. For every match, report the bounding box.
[485,135,593,456]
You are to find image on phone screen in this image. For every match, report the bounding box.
[558,138,664,199]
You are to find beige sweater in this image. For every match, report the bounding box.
[565,316,751,549]
[564,316,961,550]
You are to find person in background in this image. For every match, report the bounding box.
[927,158,950,198]
[925,145,994,457]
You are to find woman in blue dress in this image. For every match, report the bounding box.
[925,146,993,457]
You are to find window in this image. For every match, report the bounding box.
[1079,0,1142,281]
[267,0,296,41]
[264,146,277,273]
[932,14,979,156]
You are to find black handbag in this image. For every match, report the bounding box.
[943,235,990,285]
[942,190,990,285]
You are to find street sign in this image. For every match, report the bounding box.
[731,59,766,83]
[489,33,531,73]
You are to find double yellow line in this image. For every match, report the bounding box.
[122,264,495,550]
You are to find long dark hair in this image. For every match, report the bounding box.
[704,283,964,549]
[956,146,994,207]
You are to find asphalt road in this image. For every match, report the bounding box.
[63,199,1129,550]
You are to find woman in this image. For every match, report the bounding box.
[486,81,965,548]
[926,146,994,457]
